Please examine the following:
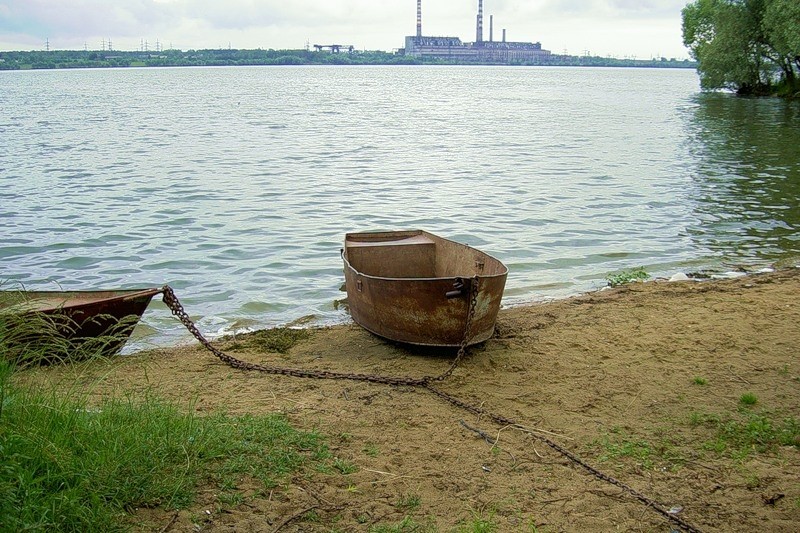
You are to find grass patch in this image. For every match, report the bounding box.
[595,432,655,469]
[693,376,708,385]
[228,327,311,354]
[0,359,333,532]
[331,457,358,475]
[690,410,799,459]
[397,493,422,513]
[456,508,499,533]
[363,442,380,457]
[606,267,650,287]
[739,392,758,406]
[369,515,435,532]
[592,428,685,470]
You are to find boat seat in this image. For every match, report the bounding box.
[346,235,436,278]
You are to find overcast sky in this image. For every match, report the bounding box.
[0,0,691,59]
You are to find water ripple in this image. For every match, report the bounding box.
[2,66,797,347]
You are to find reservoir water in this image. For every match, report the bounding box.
[1,66,798,348]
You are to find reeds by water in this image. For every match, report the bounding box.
[0,307,140,366]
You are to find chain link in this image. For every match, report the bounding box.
[431,276,479,382]
[159,284,702,533]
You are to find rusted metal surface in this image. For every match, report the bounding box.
[1,288,161,358]
[342,230,508,347]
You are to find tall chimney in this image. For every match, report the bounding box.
[476,0,484,43]
[489,15,493,42]
[416,0,422,39]
[503,29,506,43]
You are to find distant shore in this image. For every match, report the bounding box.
[0,48,697,71]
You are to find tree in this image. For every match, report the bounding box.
[682,0,799,96]
[763,0,800,85]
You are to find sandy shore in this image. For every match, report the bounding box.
[29,268,800,532]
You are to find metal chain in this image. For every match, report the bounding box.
[161,285,428,387]
[159,284,702,533]
[432,276,479,382]
[423,384,703,533]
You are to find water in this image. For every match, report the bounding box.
[1,66,798,348]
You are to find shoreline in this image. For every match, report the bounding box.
[173,262,797,342]
[25,267,800,531]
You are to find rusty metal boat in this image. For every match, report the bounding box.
[0,287,161,360]
[342,230,508,347]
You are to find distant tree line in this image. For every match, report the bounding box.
[0,48,696,71]
[682,0,800,97]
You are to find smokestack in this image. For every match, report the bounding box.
[502,29,506,43]
[476,0,484,43]
[417,0,422,39]
[490,15,493,42]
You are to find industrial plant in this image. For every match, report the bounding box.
[402,0,551,63]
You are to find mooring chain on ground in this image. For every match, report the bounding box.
[161,284,702,533]
[161,285,429,387]
[430,276,480,383]
[424,384,703,533]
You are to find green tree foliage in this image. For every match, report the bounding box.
[682,0,800,96]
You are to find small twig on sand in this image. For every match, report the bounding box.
[296,484,334,506]
[273,505,319,533]
[728,365,751,385]
[364,468,397,476]
[460,419,518,465]
[491,425,512,451]
[531,443,544,459]
[460,419,497,444]
[623,389,643,414]
[540,497,569,506]
[158,512,179,533]
[512,424,573,441]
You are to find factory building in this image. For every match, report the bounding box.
[402,0,551,63]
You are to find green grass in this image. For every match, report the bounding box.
[739,392,758,406]
[690,410,799,459]
[592,427,685,470]
[456,509,499,533]
[606,267,650,287]
[693,376,708,385]
[363,442,380,457]
[397,493,422,513]
[331,457,359,475]
[0,299,140,366]
[0,347,333,533]
[368,515,435,532]
[594,432,656,469]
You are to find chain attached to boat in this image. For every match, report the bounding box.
[430,276,479,382]
[160,284,702,533]
[161,285,430,387]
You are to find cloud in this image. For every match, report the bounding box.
[0,0,690,58]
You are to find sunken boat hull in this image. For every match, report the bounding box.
[342,230,507,347]
[0,288,161,361]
